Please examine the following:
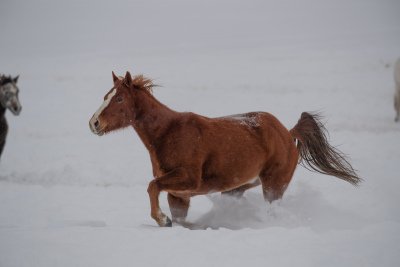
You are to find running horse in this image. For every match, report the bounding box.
[0,74,22,159]
[89,72,360,227]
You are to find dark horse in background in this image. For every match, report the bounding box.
[0,75,22,159]
[89,72,360,227]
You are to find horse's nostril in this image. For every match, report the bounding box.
[94,120,99,128]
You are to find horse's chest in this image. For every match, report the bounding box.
[149,154,165,178]
[149,141,189,178]
[149,150,175,178]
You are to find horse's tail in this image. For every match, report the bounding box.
[290,112,361,185]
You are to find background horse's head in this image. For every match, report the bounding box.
[89,71,139,136]
[0,75,22,115]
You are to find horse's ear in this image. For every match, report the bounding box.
[13,75,19,83]
[112,71,119,84]
[125,71,133,87]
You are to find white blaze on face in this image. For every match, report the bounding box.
[90,88,117,133]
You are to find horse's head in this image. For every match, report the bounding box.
[89,71,137,136]
[0,75,22,116]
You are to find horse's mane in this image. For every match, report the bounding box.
[127,75,156,94]
[0,75,13,86]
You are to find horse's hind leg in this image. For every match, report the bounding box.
[260,170,292,203]
[167,193,190,223]
[259,160,297,203]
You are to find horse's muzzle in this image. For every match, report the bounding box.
[8,103,21,116]
[89,117,104,136]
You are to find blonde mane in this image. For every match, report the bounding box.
[124,75,156,94]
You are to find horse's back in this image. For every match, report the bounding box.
[207,111,295,164]
[158,111,296,169]
[206,111,293,145]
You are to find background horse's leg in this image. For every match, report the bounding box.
[222,179,261,198]
[0,139,6,158]
[0,117,8,159]
[167,194,190,223]
[395,85,400,122]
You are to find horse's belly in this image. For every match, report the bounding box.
[197,160,263,193]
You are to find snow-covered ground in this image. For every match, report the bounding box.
[1,0,400,266]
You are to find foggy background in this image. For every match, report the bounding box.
[1,0,400,266]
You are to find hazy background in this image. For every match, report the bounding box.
[1,0,400,266]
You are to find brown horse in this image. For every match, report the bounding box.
[89,71,360,227]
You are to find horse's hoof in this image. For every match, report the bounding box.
[158,215,172,227]
[165,217,172,227]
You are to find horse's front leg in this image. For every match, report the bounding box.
[147,167,197,227]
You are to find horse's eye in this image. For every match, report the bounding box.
[116,96,123,103]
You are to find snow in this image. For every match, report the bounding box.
[223,113,261,128]
[1,0,400,266]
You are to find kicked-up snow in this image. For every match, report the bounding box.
[1,0,400,266]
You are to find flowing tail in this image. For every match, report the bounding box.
[290,112,361,185]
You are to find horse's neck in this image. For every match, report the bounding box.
[0,106,6,117]
[132,92,177,150]
[0,84,6,116]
